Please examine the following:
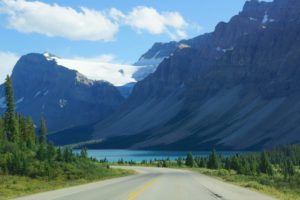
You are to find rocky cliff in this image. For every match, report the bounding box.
[50,0,300,150]
[0,53,124,133]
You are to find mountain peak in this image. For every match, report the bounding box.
[43,52,60,61]
[1,53,125,132]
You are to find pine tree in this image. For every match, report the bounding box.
[249,156,258,176]
[176,157,183,167]
[0,118,4,140]
[207,149,220,169]
[4,75,18,142]
[229,155,241,171]
[38,117,47,144]
[282,159,295,179]
[46,143,56,161]
[25,117,36,147]
[185,152,194,167]
[259,152,273,176]
[80,147,88,159]
[198,157,207,168]
[18,115,26,141]
[36,144,47,161]
[63,148,73,162]
[56,148,63,161]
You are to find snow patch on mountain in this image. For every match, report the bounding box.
[249,17,257,21]
[44,90,49,96]
[134,52,164,67]
[59,99,67,108]
[43,53,140,86]
[178,43,191,49]
[34,91,41,97]
[261,11,275,24]
[15,97,24,104]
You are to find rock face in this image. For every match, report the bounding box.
[0,53,124,133]
[52,0,300,150]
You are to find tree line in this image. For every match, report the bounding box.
[189,146,299,179]
[0,76,97,179]
[121,145,300,180]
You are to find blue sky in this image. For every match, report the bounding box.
[0,0,251,61]
[0,0,258,82]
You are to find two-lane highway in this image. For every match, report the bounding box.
[14,166,276,200]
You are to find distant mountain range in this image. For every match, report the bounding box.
[3,0,300,150]
[0,53,125,132]
[49,0,300,150]
[0,42,172,133]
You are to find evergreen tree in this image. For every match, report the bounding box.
[80,147,88,159]
[259,152,273,176]
[0,118,4,140]
[176,157,183,167]
[198,157,207,168]
[36,144,47,161]
[281,159,295,179]
[25,117,36,147]
[46,143,56,161]
[224,158,231,170]
[229,155,241,171]
[239,158,251,175]
[249,156,258,176]
[4,75,18,142]
[56,148,63,162]
[18,115,26,140]
[63,148,73,162]
[38,117,47,144]
[185,152,194,167]
[207,149,220,169]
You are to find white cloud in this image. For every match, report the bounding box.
[0,0,119,41]
[0,1,190,40]
[0,51,19,83]
[110,6,188,40]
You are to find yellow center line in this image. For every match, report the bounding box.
[127,175,161,200]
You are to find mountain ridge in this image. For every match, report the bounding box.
[0,53,125,132]
[49,0,300,150]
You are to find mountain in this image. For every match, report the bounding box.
[133,42,194,81]
[51,0,300,150]
[0,53,124,133]
[44,53,138,87]
[44,48,178,98]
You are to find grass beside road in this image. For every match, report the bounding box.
[191,168,300,200]
[0,165,135,200]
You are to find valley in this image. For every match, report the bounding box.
[0,0,300,199]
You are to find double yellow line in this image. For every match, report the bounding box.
[128,175,161,200]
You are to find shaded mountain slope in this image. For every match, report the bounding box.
[0,53,124,132]
[50,0,300,150]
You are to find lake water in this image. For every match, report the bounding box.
[75,149,242,162]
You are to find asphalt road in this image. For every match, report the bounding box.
[14,166,276,200]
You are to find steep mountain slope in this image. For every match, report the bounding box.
[43,51,172,98]
[50,0,300,150]
[44,53,139,87]
[117,42,179,97]
[0,53,124,133]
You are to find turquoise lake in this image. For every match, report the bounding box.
[74,150,242,162]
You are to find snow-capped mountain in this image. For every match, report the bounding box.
[50,0,300,150]
[0,53,125,133]
[43,51,173,98]
[133,42,179,81]
[42,41,180,98]
[43,52,140,87]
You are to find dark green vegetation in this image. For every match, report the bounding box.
[116,145,300,200]
[0,76,133,200]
